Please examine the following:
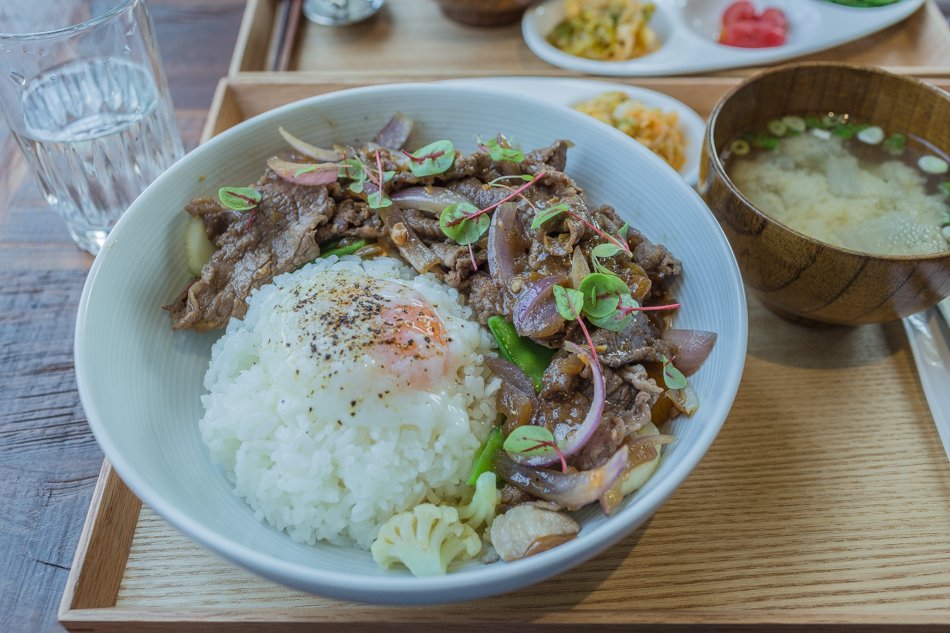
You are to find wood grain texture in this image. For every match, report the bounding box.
[58,296,950,630]
[700,65,950,324]
[0,2,243,631]
[58,77,950,632]
[229,0,950,76]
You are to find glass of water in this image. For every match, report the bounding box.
[0,0,183,255]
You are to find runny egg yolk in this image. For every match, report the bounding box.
[272,270,453,392]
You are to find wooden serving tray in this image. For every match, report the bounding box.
[229,0,950,77]
[59,75,950,632]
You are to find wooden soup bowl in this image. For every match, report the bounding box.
[701,63,950,325]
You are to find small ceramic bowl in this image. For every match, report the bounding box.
[434,0,534,26]
[701,63,950,325]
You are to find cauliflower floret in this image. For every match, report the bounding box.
[371,504,481,576]
[457,471,500,531]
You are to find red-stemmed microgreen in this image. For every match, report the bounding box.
[488,174,535,186]
[218,186,261,230]
[553,284,602,369]
[338,156,368,193]
[366,150,393,209]
[439,202,489,245]
[445,171,544,228]
[661,354,688,390]
[531,204,631,255]
[478,134,525,163]
[618,302,681,314]
[401,140,455,177]
[503,425,568,473]
[468,244,478,272]
[578,272,628,319]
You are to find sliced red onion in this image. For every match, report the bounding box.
[513,340,605,469]
[277,127,342,162]
[512,276,565,339]
[661,329,717,376]
[372,113,415,149]
[266,157,339,186]
[487,202,524,286]
[391,187,473,215]
[377,206,441,274]
[485,357,536,400]
[493,448,628,511]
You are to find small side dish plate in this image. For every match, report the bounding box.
[442,77,705,185]
[522,0,927,76]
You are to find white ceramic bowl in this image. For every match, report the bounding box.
[75,83,748,604]
[443,77,706,185]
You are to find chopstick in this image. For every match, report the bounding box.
[269,0,303,72]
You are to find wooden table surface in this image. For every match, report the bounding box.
[1,2,949,632]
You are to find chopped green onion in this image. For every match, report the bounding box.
[804,115,822,130]
[857,126,884,145]
[833,124,855,139]
[919,155,949,175]
[882,133,907,156]
[729,139,750,156]
[782,116,806,133]
[767,120,788,137]
[820,115,835,129]
[752,135,780,150]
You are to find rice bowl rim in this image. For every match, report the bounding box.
[75,82,747,602]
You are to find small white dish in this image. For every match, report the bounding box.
[75,83,748,604]
[443,76,705,185]
[523,0,927,77]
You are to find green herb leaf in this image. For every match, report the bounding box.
[407,140,455,177]
[588,293,636,332]
[338,157,366,181]
[553,284,584,321]
[531,203,569,230]
[578,272,629,319]
[662,355,688,390]
[503,425,557,458]
[294,164,318,177]
[832,123,855,139]
[218,187,261,211]
[484,136,526,163]
[440,202,489,245]
[590,242,623,274]
[367,190,392,209]
[616,223,629,240]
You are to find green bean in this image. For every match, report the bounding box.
[467,426,503,486]
[487,316,555,392]
[319,239,369,258]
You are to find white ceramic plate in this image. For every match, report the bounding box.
[75,83,748,604]
[523,0,927,76]
[442,77,705,185]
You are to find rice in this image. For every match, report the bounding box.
[199,256,499,548]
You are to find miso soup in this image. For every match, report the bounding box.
[722,113,950,256]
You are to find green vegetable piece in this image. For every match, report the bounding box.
[804,115,822,130]
[440,202,489,245]
[782,116,806,133]
[484,136,525,163]
[406,140,455,177]
[882,133,907,156]
[467,427,503,486]
[832,123,855,139]
[588,293,637,332]
[729,139,750,156]
[752,135,780,150]
[184,215,215,277]
[502,425,557,459]
[487,316,555,391]
[578,272,629,319]
[767,120,788,137]
[319,239,369,259]
[553,285,584,321]
[820,115,835,129]
[218,186,261,211]
[530,202,569,230]
[662,355,688,390]
[940,182,950,196]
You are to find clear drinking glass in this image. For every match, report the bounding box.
[0,0,183,255]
